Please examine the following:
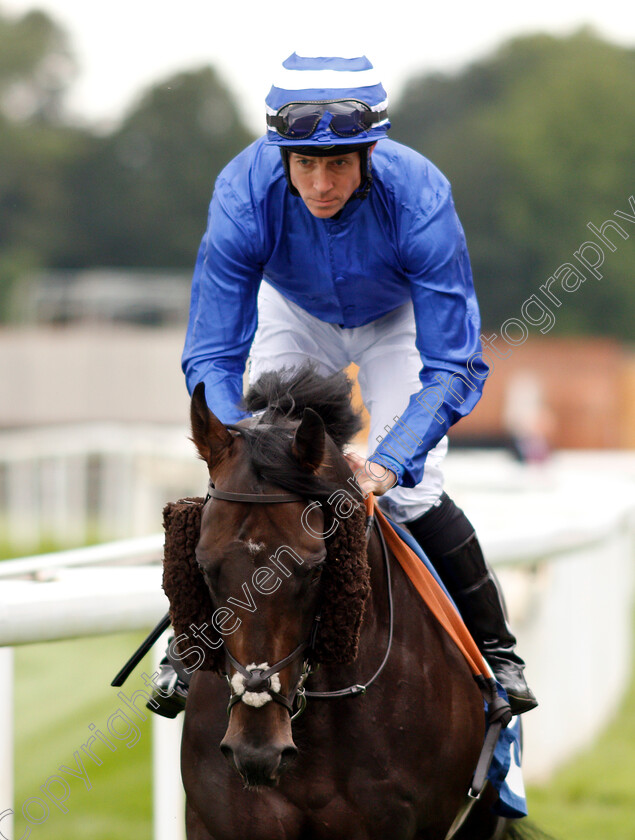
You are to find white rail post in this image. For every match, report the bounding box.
[152,635,185,840]
[0,647,14,839]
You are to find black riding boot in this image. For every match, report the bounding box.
[146,642,189,719]
[407,493,538,715]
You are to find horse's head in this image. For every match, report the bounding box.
[188,371,365,787]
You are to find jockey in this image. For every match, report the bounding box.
[150,53,537,718]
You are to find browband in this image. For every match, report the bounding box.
[206,485,304,504]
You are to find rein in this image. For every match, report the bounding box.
[204,480,393,719]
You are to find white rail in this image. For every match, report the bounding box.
[0,550,180,840]
[0,534,164,580]
[0,566,165,646]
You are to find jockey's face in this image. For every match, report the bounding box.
[288,150,362,218]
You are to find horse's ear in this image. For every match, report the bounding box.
[292,407,325,473]
[190,382,234,466]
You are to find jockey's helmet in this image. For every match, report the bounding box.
[265,53,390,199]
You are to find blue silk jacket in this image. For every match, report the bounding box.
[182,137,489,487]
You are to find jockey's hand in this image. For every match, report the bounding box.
[344,452,397,497]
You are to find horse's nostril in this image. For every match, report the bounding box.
[280,745,298,765]
[220,742,234,764]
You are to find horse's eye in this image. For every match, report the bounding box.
[309,564,324,584]
[195,555,218,587]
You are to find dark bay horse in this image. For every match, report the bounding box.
[171,367,527,840]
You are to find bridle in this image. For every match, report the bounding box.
[203,482,514,836]
[203,480,394,720]
[113,474,511,837]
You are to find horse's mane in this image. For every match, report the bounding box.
[236,364,364,501]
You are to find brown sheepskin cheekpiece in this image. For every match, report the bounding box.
[161,495,371,674]
[161,498,218,671]
[314,498,370,664]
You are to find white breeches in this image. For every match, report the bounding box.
[248,282,447,523]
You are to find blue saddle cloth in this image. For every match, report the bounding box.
[388,518,528,819]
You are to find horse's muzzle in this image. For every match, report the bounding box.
[220,738,298,787]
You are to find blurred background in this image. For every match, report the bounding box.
[0,2,634,838]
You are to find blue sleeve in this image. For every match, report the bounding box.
[369,175,489,488]
[181,180,263,422]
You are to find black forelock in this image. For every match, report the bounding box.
[242,364,363,450]
[238,364,363,500]
[229,423,335,502]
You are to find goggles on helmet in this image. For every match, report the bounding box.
[266,99,388,140]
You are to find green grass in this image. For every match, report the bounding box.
[14,633,154,840]
[0,529,104,561]
[526,629,635,840]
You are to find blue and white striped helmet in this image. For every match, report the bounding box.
[265,53,390,148]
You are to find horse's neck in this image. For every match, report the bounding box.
[363,526,424,643]
[324,527,424,688]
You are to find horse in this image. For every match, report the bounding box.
[164,366,533,840]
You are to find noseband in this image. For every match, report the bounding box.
[204,479,393,720]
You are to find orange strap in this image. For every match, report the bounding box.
[366,495,491,679]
